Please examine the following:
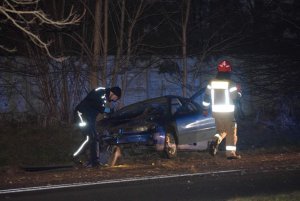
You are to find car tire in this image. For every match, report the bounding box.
[163,132,177,159]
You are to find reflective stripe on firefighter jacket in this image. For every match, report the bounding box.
[202,80,240,113]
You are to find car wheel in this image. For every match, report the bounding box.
[164,132,177,159]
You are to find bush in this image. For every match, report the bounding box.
[0,124,82,167]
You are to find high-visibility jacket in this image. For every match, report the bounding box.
[202,79,241,114]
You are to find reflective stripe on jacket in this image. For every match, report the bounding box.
[203,79,241,113]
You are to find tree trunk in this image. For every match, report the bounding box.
[182,0,191,97]
[57,0,70,123]
[121,0,145,103]
[91,0,102,89]
[102,0,109,86]
[112,0,125,86]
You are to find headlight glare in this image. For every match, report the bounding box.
[135,126,148,132]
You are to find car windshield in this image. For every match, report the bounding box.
[112,98,168,119]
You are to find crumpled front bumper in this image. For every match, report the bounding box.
[101,129,166,151]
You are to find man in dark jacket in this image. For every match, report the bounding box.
[73,86,121,167]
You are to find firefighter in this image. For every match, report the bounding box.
[202,60,242,159]
[73,86,122,167]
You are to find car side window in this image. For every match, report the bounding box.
[186,102,198,113]
[180,102,197,115]
[171,98,182,115]
[172,98,198,116]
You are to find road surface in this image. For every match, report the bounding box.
[1,168,299,201]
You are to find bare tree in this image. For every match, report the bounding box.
[0,0,85,62]
[121,0,147,102]
[181,0,191,97]
[91,0,102,88]
[111,0,126,86]
[102,0,108,86]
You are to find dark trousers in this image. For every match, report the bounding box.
[74,109,98,165]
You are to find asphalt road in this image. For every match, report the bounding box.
[1,169,300,201]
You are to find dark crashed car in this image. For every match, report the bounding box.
[98,88,216,162]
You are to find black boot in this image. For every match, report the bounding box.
[72,156,83,165]
[208,140,219,156]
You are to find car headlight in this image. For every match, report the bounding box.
[134,126,149,132]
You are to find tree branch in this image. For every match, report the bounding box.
[0,0,86,62]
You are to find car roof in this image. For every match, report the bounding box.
[120,95,189,109]
[135,95,188,104]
